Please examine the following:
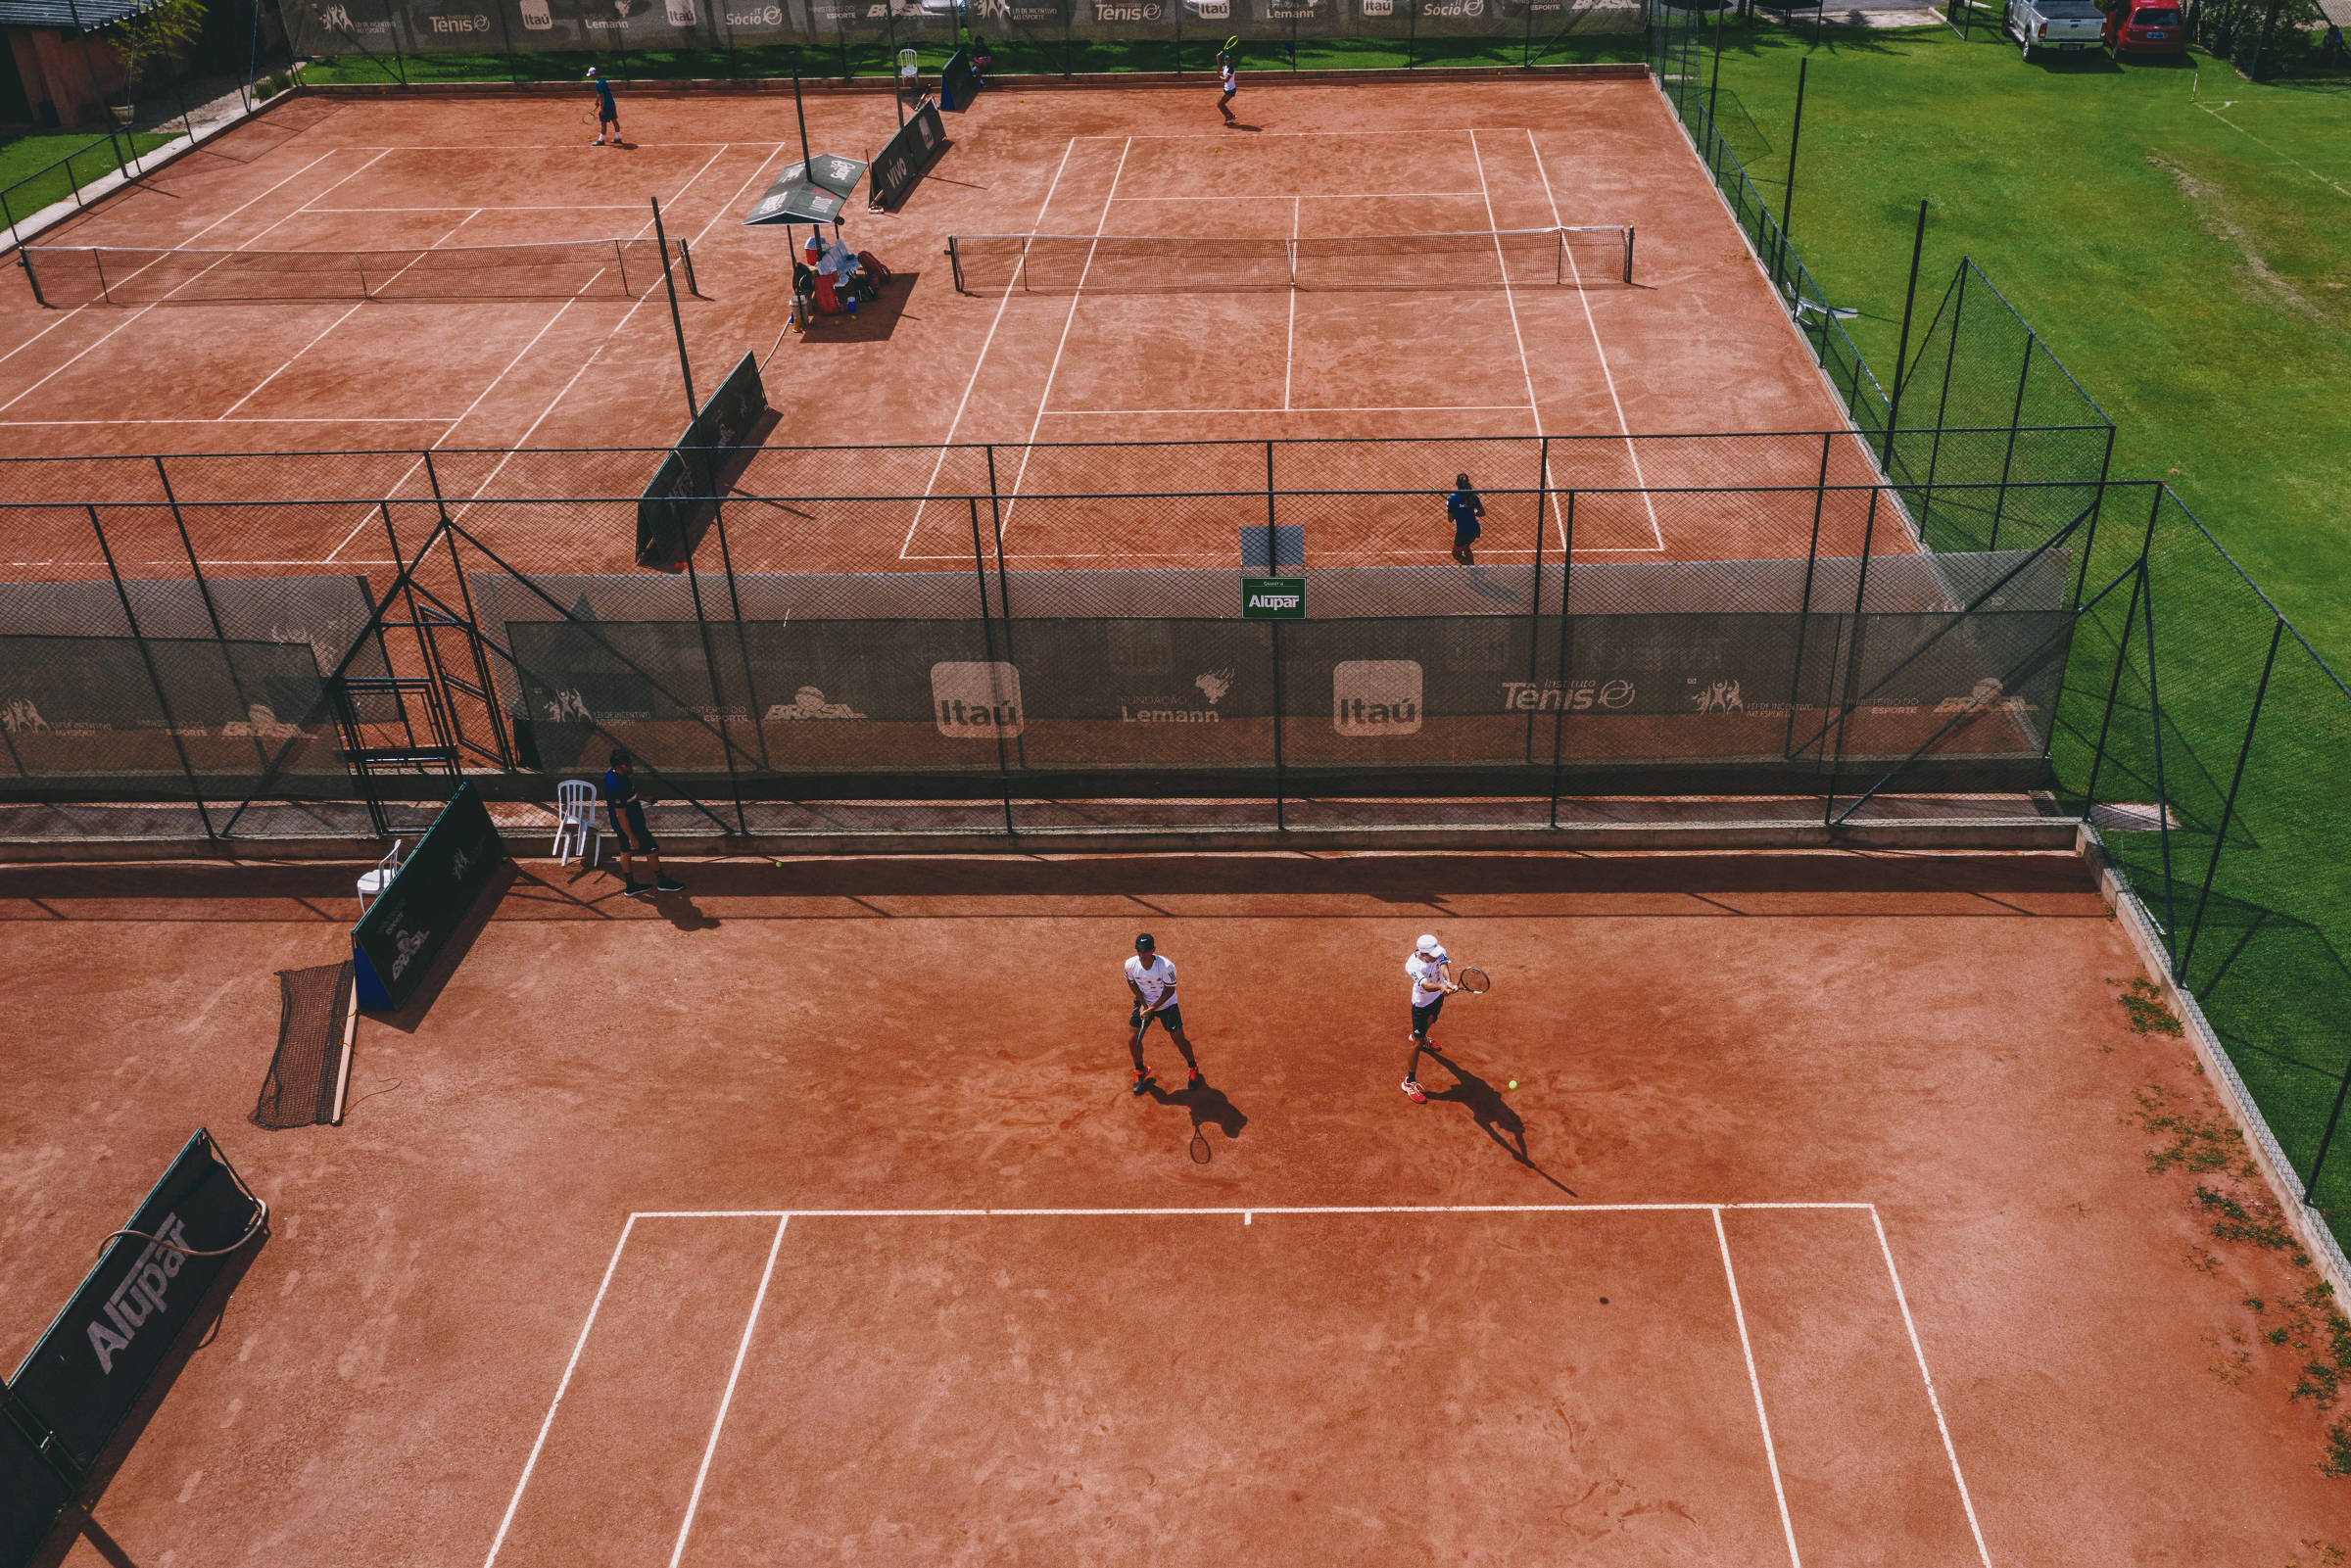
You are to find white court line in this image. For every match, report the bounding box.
[216,205,481,419]
[0,147,351,372]
[480,1214,639,1568]
[1074,129,1555,140]
[1714,1208,1804,1568]
[1041,404,1537,415]
[895,135,1080,562]
[666,1213,789,1568]
[998,135,1133,543]
[1282,194,1299,411]
[1871,1207,1995,1568]
[301,204,650,212]
[0,415,459,425]
[629,1203,1877,1217]
[1526,126,1666,552]
[1466,129,1557,540]
[325,142,766,559]
[1104,191,1486,201]
[238,147,393,250]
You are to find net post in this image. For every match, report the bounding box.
[91,246,108,305]
[615,237,629,297]
[1623,225,1634,285]
[950,236,965,294]
[19,243,45,309]
[1556,228,1562,286]
[680,238,700,299]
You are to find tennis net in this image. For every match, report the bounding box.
[946,226,1634,296]
[21,237,700,308]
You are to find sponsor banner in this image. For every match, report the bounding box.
[350,782,506,1012]
[638,352,769,568]
[869,101,946,212]
[1240,576,1305,620]
[0,635,340,786]
[6,1130,264,1477]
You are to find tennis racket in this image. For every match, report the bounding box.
[1455,966,1492,995]
[1190,1125,1211,1164]
[581,109,598,123]
[1223,32,1239,50]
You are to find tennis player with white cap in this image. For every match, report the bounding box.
[1401,932,1459,1104]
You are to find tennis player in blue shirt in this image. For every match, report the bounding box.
[587,67,620,147]
[600,749,682,898]
[1447,473,1485,564]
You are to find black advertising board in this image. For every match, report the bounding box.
[349,782,505,1011]
[6,1130,264,1479]
[0,1402,72,1568]
[869,102,947,212]
[636,352,770,569]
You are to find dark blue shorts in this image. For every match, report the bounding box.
[607,801,654,853]
[1412,995,1444,1035]
[1454,525,1481,546]
[1130,1003,1183,1034]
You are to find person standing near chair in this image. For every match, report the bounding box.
[601,748,682,899]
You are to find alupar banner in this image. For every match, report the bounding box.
[1,1401,72,1568]
[637,352,770,570]
[350,782,506,1011]
[6,1130,265,1481]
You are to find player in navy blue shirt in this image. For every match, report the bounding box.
[587,67,620,148]
[1446,473,1485,564]
[600,749,682,899]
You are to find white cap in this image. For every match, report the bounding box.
[1415,933,1441,955]
[585,67,599,77]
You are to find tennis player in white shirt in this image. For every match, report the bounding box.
[1124,932,1203,1095]
[1401,932,1459,1104]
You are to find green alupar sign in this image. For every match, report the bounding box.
[1241,577,1306,620]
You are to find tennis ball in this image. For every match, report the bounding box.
[1508,1079,1517,1089]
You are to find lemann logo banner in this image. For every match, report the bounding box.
[7,1130,264,1476]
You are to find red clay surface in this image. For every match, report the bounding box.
[0,78,1900,587]
[2,850,2345,1566]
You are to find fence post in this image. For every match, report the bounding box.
[1989,324,2031,552]
[1824,486,1879,825]
[2140,488,2179,957]
[89,505,216,841]
[155,455,272,775]
[1524,436,1549,763]
[2308,1060,2351,1208]
[1783,431,1832,763]
[2080,491,2159,812]
[681,547,749,836]
[1547,490,1576,828]
[1881,201,1929,474]
[1406,0,1417,67]
[1266,440,1284,831]
[2178,615,2281,982]
[1264,440,1277,571]
[2075,420,2118,605]
[1920,261,1966,543]
[964,497,1013,835]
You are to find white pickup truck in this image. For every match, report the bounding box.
[2004,0,2107,57]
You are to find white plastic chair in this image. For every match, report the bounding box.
[552,780,601,869]
[357,839,405,913]
[898,46,921,92]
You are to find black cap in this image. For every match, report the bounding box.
[1134,932,1155,950]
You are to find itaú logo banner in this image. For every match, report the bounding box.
[1332,660,1421,736]
[932,662,1025,737]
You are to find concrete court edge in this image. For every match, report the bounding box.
[2079,820,2351,1314]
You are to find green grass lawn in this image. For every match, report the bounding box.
[1680,17,2351,1240]
[1695,19,2350,659]
[0,130,177,229]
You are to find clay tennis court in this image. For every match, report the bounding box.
[5,849,2349,1565]
[0,73,1901,587]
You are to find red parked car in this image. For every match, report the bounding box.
[2104,0,2187,55]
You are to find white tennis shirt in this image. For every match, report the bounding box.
[1127,953,1178,1011]
[1406,948,1449,1007]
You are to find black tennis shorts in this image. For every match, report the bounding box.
[1130,1003,1184,1034]
[608,800,655,853]
[1412,995,1444,1035]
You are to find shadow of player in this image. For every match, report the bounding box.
[1427,1057,1576,1196]
[1146,1075,1249,1144]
